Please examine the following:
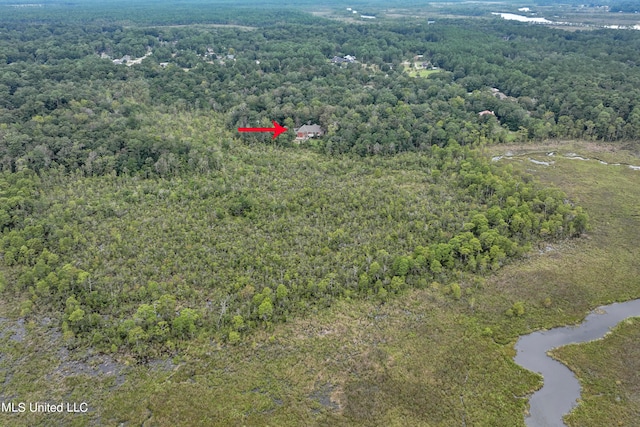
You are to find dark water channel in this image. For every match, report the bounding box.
[514,299,640,427]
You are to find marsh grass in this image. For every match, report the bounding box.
[0,141,638,426]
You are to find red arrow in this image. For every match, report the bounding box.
[238,121,287,139]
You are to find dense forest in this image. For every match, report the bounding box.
[1,16,640,176]
[0,139,588,355]
[6,4,637,357]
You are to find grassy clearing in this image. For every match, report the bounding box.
[402,63,442,78]
[406,68,442,78]
[0,140,638,426]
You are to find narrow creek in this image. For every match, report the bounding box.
[514,299,640,427]
[491,151,640,171]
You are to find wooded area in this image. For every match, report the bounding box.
[4,4,634,357]
[1,16,640,175]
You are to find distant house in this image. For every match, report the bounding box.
[112,55,130,65]
[295,124,325,140]
[415,61,433,70]
[331,55,356,64]
[479,110,496,116]
[490,87,509,100]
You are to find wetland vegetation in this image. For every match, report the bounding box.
[0,1,639,425]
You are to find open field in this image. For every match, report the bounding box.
[0,139,638,426]
[405,67,442,78]
[402,62,443,78]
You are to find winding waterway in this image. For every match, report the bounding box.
[514,299,640,427]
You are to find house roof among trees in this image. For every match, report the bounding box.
[296,124,324,133]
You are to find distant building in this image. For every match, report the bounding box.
[415,61,433,70]
[295,124,325,140]
[479,110,496,116]
[331,55,356,64]
[491,88,509,100]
